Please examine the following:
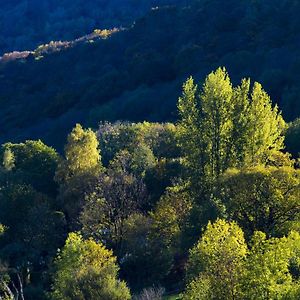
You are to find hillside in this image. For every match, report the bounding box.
[1,0,300,149]
[0,0,185,54]
[2,1,300,299]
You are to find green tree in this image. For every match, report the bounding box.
[177,68,286,191]
[51,232,130,300]
[55,124,102,229]
[242,231,300,299]
[219,166,300,237]
[80,166,147,252]
[2,149,15,172]
[246,82,285,165]
[2,140,60,196]
[150,185,192,254]
[55,124,101,182]
[185,219,247,300]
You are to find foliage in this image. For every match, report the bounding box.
[55,124,101,182]
[2,1,300,149]
[177,68,285,189]
[0,66,298,297]
[80,166,147,252]
[219,166,300,237]
[184,220,300,300]
[51,232,130,300]
[55,124,102,229]
[241,231,300,299]
[2,140,60,196]
[185,219,247,299]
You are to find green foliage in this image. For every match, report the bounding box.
[80,166,147,251]
[177,69,285,189]
[121,213,153,290]
[2,149,14,172]
[2,140,60,195]
[246,82,286,165]
[184,220,300,300]
[0,66,298,297]
[186,219,247,299]
[219,166,300,237]
[150,186,192,254]
[55,124,101,182]
[55,124,102,229]
[242,231,300,299]
[51,232,130,300]
[182,275,211,300]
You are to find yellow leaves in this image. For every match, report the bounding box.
[0,224,7,236]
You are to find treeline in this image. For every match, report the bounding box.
[1,68,300,299]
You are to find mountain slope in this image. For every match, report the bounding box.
[0,0,185,54]
[1,0,300,149]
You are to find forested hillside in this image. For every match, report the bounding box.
[0,0,185,54]
[1,0,300,150]
[2,1,300,298]
[1,68,300,299]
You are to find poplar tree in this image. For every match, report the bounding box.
[177,68,286,191]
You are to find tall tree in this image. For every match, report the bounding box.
[55,124,102,229]
[246,82,285,165]
[177,68,286,192]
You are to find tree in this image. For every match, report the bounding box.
[150,185,192,254]
[245,82,285,165]
[51,232,130,300]
[183,223,300,300]
[177,68,286,193]
[2,140,60,196]
[55,124,101,182]
[80,164,147,252]
[219,166,300,237]
[185,219,247,300]
[2,149,15,172]
[146,185,193,286]
[55,124,102,229]
[242,231,300,299]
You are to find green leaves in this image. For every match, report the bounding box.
[184,220,300,300]
[219,166,300,237]
[56,124,102,183]
[51,233,130,300]
[177,68,286,190]
[186,219,247,299]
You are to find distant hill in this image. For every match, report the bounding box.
[1,0,300,149]
[0,0,185,54]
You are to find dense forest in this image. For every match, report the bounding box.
[0,0,185,54]
[2,0,300,299]
[1,68,300,299]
